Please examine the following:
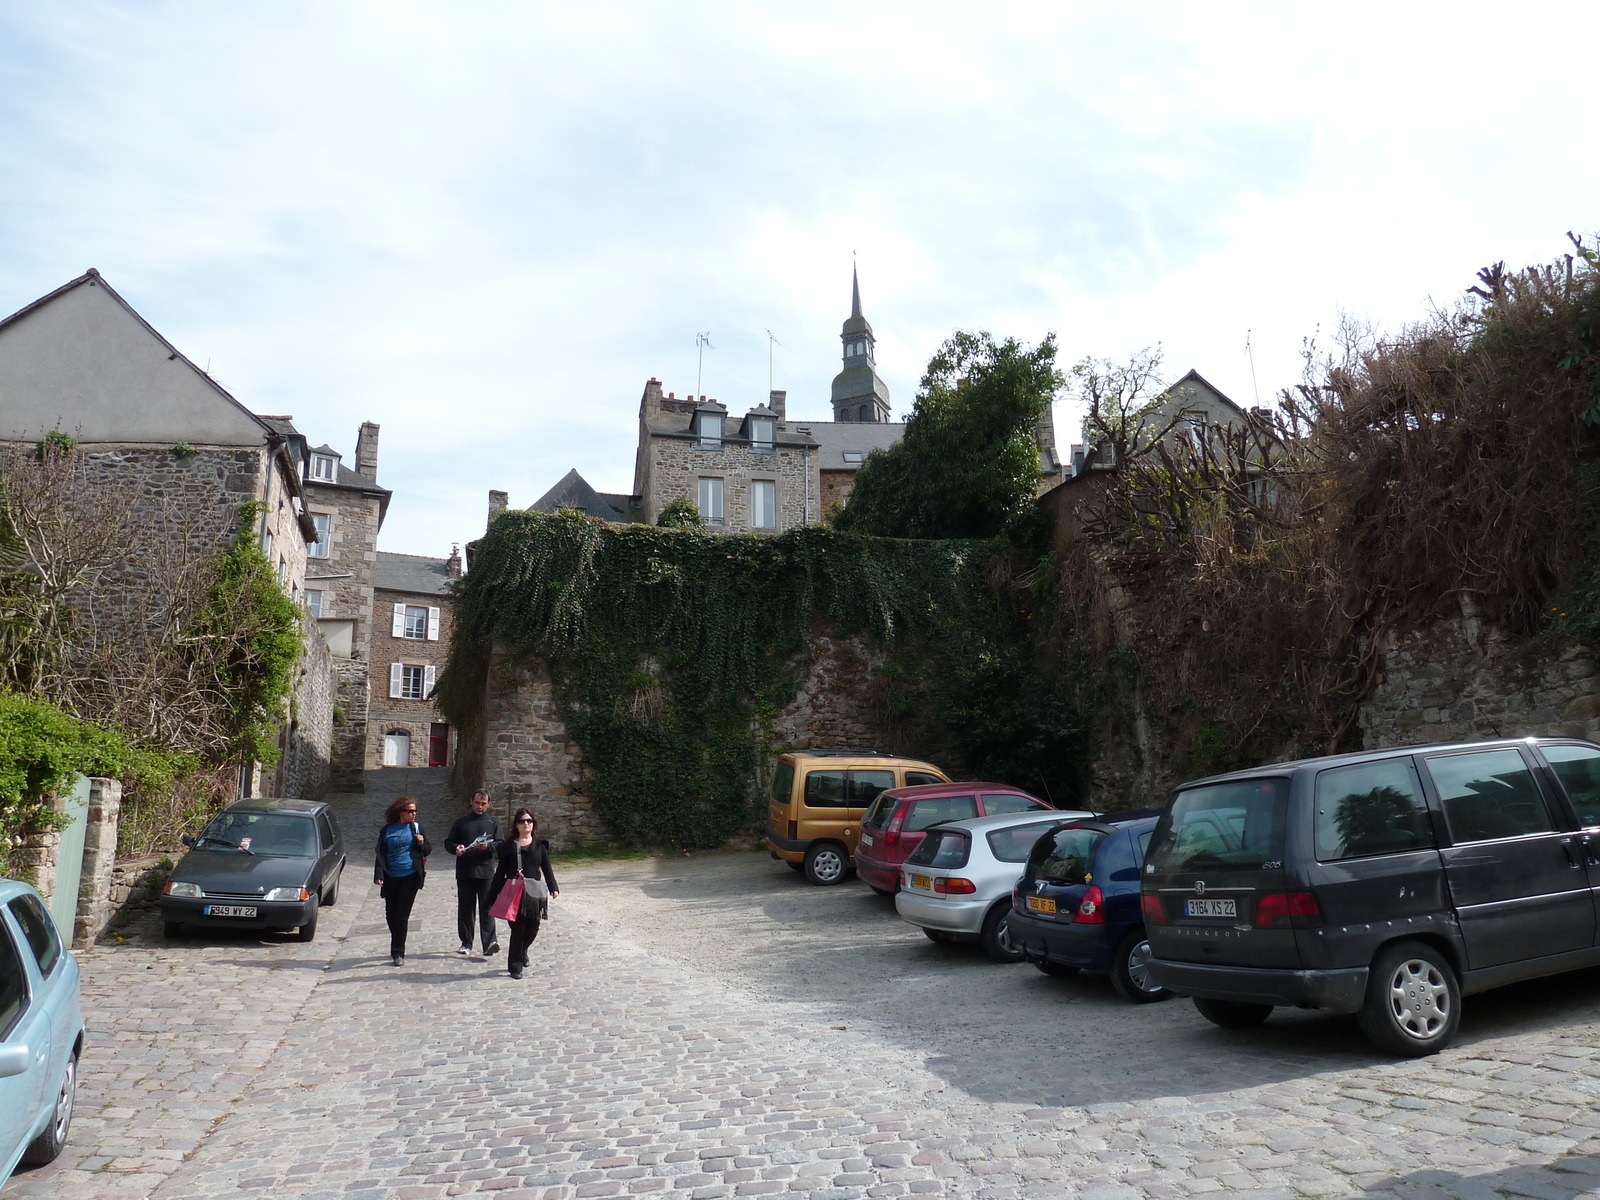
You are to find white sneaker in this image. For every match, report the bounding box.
[457,945,471,956]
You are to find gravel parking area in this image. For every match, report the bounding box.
[12,805,1600,1200]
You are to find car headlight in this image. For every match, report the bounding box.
[164,881,203,898]
[264,887,309,902]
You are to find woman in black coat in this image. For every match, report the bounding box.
[490,808,559,980]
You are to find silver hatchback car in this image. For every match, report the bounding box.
[896,810,1090,961]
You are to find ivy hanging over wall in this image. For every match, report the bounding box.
[438,511,1089,847]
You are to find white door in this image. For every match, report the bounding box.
[383,733,410,767]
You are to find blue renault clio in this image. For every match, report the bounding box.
[1006,813,1170,1003]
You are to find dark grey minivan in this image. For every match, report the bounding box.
[1142,737,1600,1056]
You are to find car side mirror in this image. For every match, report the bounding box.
[180,834,196,848]
[0,1043,31,1079]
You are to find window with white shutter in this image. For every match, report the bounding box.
[389,662,403,698]
[391,603,406,637]
[427,606,441,641]
[424,664,437,698]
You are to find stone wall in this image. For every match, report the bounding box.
[279,622,335,800]
[367,586,456,770]
[643,437,816,531]
[75,778,123,947]
[106,854,171,933]
[332,660,372,790]
[770,633,885,752]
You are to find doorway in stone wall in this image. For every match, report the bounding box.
[428,723,450,768]
[383,732,411,767]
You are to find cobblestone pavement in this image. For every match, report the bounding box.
[12,787,1600,1199]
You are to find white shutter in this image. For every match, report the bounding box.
[391,603,406,637]
[424,664,437,699]
[389,662,403,698]
[427,606,441,641]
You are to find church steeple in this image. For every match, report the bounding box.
[831,267,890,423]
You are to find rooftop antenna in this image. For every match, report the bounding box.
[695,331,713,398]
[765,328,781,394]
[1245,329,1261,407]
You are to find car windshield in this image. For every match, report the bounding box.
[862,792,902,828]
[1148,778,1287,872]
[1025,826,1102,883]
[988,822,1064,863]
[906,829,970,869]
[197,811,316,857]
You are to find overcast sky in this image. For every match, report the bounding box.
[2,3,1597,556]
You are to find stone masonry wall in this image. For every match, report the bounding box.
[770,633,885,752]
[646,437,816,531]
[75,778,123,947]
[280,622,335,800]
[367,586,456,770]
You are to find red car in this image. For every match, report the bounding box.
[855,783,1063,895]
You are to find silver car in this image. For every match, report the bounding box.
[896,810,1091,962]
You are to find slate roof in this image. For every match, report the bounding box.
[375,552,454,596]
[531,469,626,521]
[805,421,906,470]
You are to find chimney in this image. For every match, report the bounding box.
[447,544,463,578]
[488,490,508,529]
[769,389,787,428]
[640,377,664,423]
[355,421,380,481]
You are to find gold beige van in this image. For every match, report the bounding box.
[765,751,948,885]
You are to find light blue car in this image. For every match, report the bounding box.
[0,879,82,1178]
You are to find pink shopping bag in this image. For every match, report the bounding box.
[487,875,522,922]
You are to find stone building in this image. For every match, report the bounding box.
[365,549,462,770]
[0,268,335,799]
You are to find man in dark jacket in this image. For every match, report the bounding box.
[445,790,503,956]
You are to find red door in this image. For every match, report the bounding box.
[428,723,450,767]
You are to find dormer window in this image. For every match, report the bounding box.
[696,412,724,449]
[842,451,863,464]
[311,454,337,481]
[750,416,776,453]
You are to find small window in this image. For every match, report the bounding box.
[770,762,794,804]
[278,556,287,583]
[305,589,324,619]
[1314,759,1434,861]
[988,822,1062,863]
[842,451,864,464]
[309,512,331,558]
[848,770,896,807]
[400,664,426,700]
[403,605,429,639]
[8,894,62,977]
[1429,749,1555,843]
[310,454,336,481]
[905,829,970,869]
[982,792,1048,817]
[0,922,28,1038]
[803,770,848,809]
[750,417,776,452]
[905,795,977,831]
[696,413,723,449]
[904,771,942,787]
[1544,745,1600,826]
[697,477,724,526]
[1025,825,1103,884]
[752,480,776,529]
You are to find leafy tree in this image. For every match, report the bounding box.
[836,330,1061,539]
[1072,346,1183,467]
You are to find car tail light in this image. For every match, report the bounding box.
[934,877,976,894]
[885,805,907,847]
[787,821,797,841]
[1255,892,1322,928]
[1141,894,1167,925]
[1074,885,1105,924]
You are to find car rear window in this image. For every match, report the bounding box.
[1148,779,1287,872]
[199,812,317,856]
[987,822,1061,863]
[1314,758,1435,861]
[1025,825,1102,883]
[982,793,1047,816]
[862,792,902,828]
[906,795,977,831]
[1428,748,1555,843]
[1543,744,1600,826]
[0,922,27,1038]
[8,894,62,978]
[905,829,970,869]
[803,770,848,808]
[771,762,794,805]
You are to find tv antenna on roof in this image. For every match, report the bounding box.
[695,331,713,398]
[1245,329,1261,406]
[765,329,781,394]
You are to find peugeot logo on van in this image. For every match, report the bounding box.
[1194,881,1206,895]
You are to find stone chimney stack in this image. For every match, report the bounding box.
[488,490,508,530]
[769,389,787,429]
[355,421,380,481]
[640,377,665,423]
[447,544,463,578]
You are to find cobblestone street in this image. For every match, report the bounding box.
[11,776,1600,1200]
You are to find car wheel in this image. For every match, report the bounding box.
[1193,997,1274,1029]
[922,928,956,944]
[869,885,896,897]
[294,897,320,942]
[803,842,849,886]
[1110,930,1172,1003]
[321,864,342,907]
[162,921,183,939]
[1034,961,1079,977]
[1357,940,1460,1057]
[979,904,1025,963]
[20,1050,76,1166]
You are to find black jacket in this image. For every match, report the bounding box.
[444,812,503,880]
[374,822,433,889]
[491,838,559,917]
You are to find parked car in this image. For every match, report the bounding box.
[1,879,82,1177]
[855,783,1063,895]
[1143,736,1600,1056]
[765,751,948,885]
[1005,813,1169,1002]
[895,811,1077,961]
[159,798,346,940]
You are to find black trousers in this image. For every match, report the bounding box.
[507,910,541,967]
[383,874,424,956]
[456,876,495,949]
